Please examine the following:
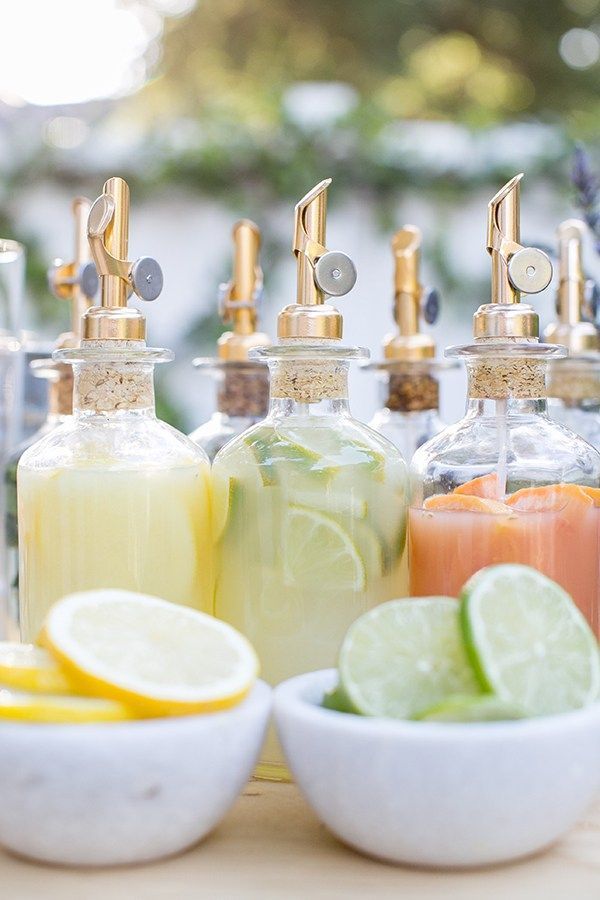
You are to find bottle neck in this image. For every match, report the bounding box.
[268,358,350,419]
[465,358,548,417]
[215,366,269,419]
[379,371,440,413]
[72,361,156,419]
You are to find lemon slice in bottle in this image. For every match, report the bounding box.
[43,590,259,716]
[0,642,72,694]
[0,689,132,723]
[283,506,367,592]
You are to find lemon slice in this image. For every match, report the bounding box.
[0,642,72,694]
[43,590,259,715]
[0,689,132,723]
[283,506,366,592]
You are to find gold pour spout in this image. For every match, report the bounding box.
[544,219,599,353]
[384,225,436,360]
[217,219,270,361]
[278,178,357,340]
[474,173,553,340]
[48,197,99,344]
[84,176,163,341]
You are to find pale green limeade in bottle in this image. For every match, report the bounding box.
[212,180,409,779]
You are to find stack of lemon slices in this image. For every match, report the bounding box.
[0,591,259,723]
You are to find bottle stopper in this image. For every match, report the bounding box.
[217,219,270,361]
[383,225,440,360]
[473,173,553,341]
[544,219,599,354]
[48,197,99,346]
[84,177,163,341]
[278,179,357,340]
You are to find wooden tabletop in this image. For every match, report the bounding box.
[2,780,600,899]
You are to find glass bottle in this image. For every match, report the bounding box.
[4,198,99,639]
[544,219,600,449]
[213,180,409,778]
[410,175,600,634]
[189,219,270,460]
[18,177,212,640]
[364,225,457,460]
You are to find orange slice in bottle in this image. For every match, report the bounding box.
[579,486,600,506]
[454,473,503,499]
[423,494,510,514]
[505,483,594,513]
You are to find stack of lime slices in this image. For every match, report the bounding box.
[324,565,600,721]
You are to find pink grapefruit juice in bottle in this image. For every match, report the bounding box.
[409,175,600,633]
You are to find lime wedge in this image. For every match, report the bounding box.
[461,564,600,715]
[322,682,359,713]
[210,471,233,542]
[283,506,366,592]
[417,694,526,722]
[339,598,480,718]
[286,487,367,519]
[244,426,327,486]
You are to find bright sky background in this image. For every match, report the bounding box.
[0,0,193,107]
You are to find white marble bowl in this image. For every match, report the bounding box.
[274,670,600,869]
[0,680,271,866]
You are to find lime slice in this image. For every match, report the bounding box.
[286,487,367,519]
[322,682,359,714]
[417,694,526,722]
[210,471,233,542]
[283,506,366,592]
[461,564,600,715]
[280,426,386,480]
[339,598,480,718]
[244,426,326,486]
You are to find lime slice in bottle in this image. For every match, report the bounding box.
[244,426,325,486]
[210,472,234,542]
[417,694,526,722]
[285,487,367,519]
[339,598,480,718]
[461,564,600,715]
[283,506,366,592]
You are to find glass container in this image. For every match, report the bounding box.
[189,218,270,460]
[17,178,212,640]
[213,180,409,779]
[409,175,600,635]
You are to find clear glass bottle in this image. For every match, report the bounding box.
[190,219,270,460]
[18,178,212,640]
[4,197,99,639]
[544,219,600,449]
[213,180,409,779]
[364,225,457,460]
[410,175,600,634]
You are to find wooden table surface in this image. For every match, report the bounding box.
[2,780,600,899]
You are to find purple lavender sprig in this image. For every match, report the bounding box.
[571,144,600,255]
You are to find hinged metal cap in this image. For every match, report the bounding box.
[543,219,600,354]
[48,197,99,346]
[473,173,552,340]
[83,177,164,341]
[217,219,270,361]
[278,179,357,340]
[383,225,438,361]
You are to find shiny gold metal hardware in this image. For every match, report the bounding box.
[48,197,98,344]
[474,174,553,340]
[383,225,436,361]
[217,219,271,361]
[544,219,599,353]
[84,177,163,341]
[278,179,357,340]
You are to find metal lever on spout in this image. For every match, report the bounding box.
[293,179,357,301]
[487,173,552,301]
[87,178,163,304]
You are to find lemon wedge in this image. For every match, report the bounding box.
[0,642,73,694]
[43,590,259,715]
[0,689,132,723]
